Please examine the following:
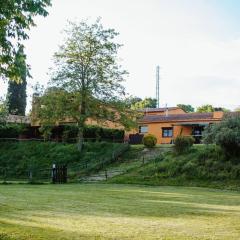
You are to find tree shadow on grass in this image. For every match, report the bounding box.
[1,184,240,219]
[0,219,116,240]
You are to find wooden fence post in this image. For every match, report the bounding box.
[105,169,108,180]
[29,170,33,183]
[52,164,56,184]
[52,164,67,184]
[3,168,7,183]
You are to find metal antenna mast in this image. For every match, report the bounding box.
[156,65,160,108]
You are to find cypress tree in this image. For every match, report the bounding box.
[7,46,27,116]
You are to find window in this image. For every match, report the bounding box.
[139,125,148,133]
[162,127,173,137]
[193,129,201,136]
[192,126,204,136]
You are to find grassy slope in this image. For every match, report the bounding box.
[105,145,171,173]
[0,141,122,180]
[108,145,240,190]
[0,184,240,240]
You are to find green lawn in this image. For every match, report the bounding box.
[1,184,240,240]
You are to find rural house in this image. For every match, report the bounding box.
[137,107,224,144]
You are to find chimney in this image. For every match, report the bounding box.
[213,111,224,119]
[165,104,169,117]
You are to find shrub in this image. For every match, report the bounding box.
[62,130,70,143]
[174,135,194,154]
[182,160,198,179]
[203,115,240,158]
[0,123,26,138]
[143,134,157,148]
[39,125,125,142]
[62,125,124,142]
[39,125,53,141]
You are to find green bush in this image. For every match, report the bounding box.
[83,125,124,141]
[0,123,125,142]
[181,160,198,178]
[39,125,53,141]
[174,135,194,154]
[143,134,157,148]
[0,123,26,138]
[61,125,124,142]
[203,115,240,158]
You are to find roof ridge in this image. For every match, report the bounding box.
[170,112,213,115]
[140,112,216,123]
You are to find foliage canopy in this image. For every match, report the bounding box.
[131,98,157,110]
[177,104,194,113]
[203,115,240,157]
[36,19,136,151]
[0,0,51,81]
[197,104,229,113]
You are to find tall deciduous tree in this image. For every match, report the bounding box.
[197,104,229,113]
[36,19,136,151]
[0,0,51,82]
[124,96,142,108]
[177,104,194,113]
[197,104,214,113]
[131,98,157,110]
[7,46,27,115]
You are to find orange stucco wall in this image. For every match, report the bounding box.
[213,111,224,119]
[144,123,193,144]
[139,119,222,144]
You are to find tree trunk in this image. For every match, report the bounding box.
[77,88,86,152]
[77,126,84,152]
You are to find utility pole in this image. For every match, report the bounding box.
[156,65,160,108]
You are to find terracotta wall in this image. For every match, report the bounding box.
[213,111,224,119]
[145,123,192,144]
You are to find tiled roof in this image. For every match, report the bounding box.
[139,107,181,112]
[139,112,214,123]
[224,112,240,118]
[7,114,30,124]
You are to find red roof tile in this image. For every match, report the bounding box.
[139,107,182,112]
[139,112,214,123]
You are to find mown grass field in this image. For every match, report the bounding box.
[1,184,240,240]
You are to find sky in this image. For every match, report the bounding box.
[1,0,240,112]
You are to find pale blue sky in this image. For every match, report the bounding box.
[1,0,240,111]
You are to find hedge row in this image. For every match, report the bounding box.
[58,125,125,142]
[0,124,27,138]
[0,123,125,141]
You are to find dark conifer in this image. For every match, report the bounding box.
[7,46,27,115]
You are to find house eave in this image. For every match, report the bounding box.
[138,119,220,124]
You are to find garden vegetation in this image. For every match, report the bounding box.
[143,134,157,148]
